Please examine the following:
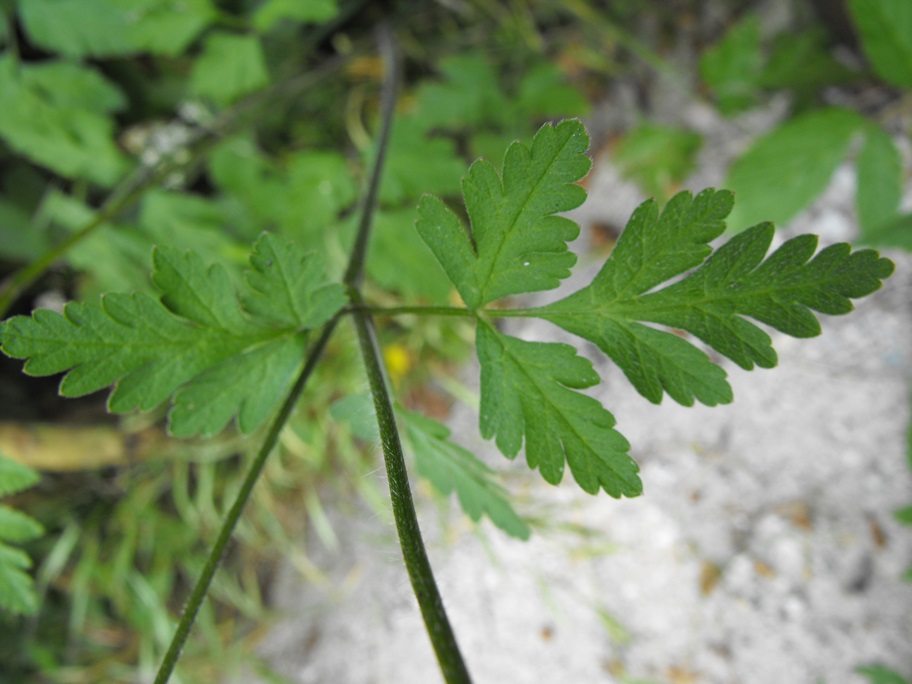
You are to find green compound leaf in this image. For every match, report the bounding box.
[417,119,591,309]
[418,123,892,500]
[403,410,531,540]
[0,543,37,615]
[0,234,346,437]
[538,189,895,405]
[476,321,638,498]
[0,454,42,616]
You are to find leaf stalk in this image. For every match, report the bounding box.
[342,24,473,684]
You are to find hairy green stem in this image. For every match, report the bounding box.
[350,292,472,683]
[342,24,472,684]
[152,321,338,684]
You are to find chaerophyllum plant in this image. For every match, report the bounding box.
[0,110,895,684]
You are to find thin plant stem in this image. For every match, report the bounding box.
[152,319,339,684]
[482,307,543,318]
[356,304,547,320]
[343,28,398,287]
[342,24,473,684]
[350,291,472,684]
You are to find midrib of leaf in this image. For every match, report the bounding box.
[480,320,631,487]
[477,133,577,305]
[37,315,283,353]
[539,262,855,321]
[270,255,307,325]
[175,281,236,333]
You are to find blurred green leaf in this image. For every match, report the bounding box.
[857,125,903,239]
[515,62,589,120]
[856,665,911,684]
[0,57,130,185]
[208,135,285,235]
[253,0,337,32]
[724,107,865,230]
[40,190,153,294]
[378,118,466,206]
[209,136,278,197]
[367,209,452,303]
[862,214,912,250]
[0,506,43,545]
[19,0,216,58]
[0,199,48,262]
[23,60,126,114]
[0,455,42,616]
[896,505,912,526]
[413,54,508,131]
[759,29,856,101]
[0,455,40,497]
[190,32,270,105]
[139,190,244,264]
[0,542,37,615]
[279,151,358,236]
[848,0,912,88]
[700,14,763,115]
[614,123,702,199]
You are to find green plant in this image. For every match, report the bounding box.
[0,100,894,683]
[0,2,902,682]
